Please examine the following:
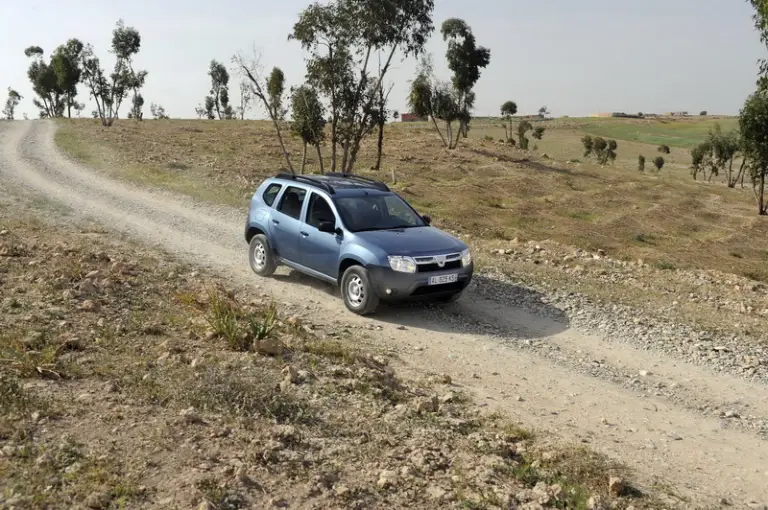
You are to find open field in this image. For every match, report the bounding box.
[56,116,768,286]
[6,120,768,508]
[0,180,658,509]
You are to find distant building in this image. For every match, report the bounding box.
[589,112,643,118]
[400,113,426,122]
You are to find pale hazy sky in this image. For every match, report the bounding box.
[0,0,764,119]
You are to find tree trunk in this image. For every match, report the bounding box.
[315,144,324,174]
[301,142,307,174]
[374,119,384,170]
[330,117,338,171]
[269,107,294,174]
[761,172,766,215]
[430,115,448,147]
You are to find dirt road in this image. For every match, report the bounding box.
[2,120,767,509]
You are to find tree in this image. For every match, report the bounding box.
[700,110,708,116]
[150,103,169,119]
[24,46,64,118]
[516,121,532,150]
[292,0,436,171]
[538,105,549,118]
[129,94,144,120]
[690,142,708,180]
[638,154,646,171]
[582,135,617,164]
[290,1,355,171]
[236,51,295,173]
[194,104,206,119]
[290,85,326,174]
[439,18,490,147]
[207,60,233,119]
[500,100,517,142]
[203,96,215,120]
[739,90,768,214]
[658,144,670,154]
[748,0,768,89]
[237,81,252,120]
[408,54,456,148]
[372,78,395,171]
[653,156,665,171]
[51,39,84,118]
[79,19,147,127]
[2,88,22,120]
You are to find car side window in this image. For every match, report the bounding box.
[276,186,306,220]
[306,192,336,229]
[383,195,418,226]
[262,183,282,207]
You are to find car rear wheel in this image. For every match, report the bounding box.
[249,234,276,277]
[341,265,379,315]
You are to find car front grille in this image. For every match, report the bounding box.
[414,252,462,273]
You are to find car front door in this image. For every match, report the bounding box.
[269,185,307,263]
[299,191,342,278]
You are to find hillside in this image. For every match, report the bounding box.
[55,115,766,285]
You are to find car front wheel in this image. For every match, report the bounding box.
[249,234,276,277]
[340,265,380,315]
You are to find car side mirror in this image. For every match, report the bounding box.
[318,220,336,234]
[422,215,432,226]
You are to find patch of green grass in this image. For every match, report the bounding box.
[203,285,277,352]
[577,118,738,149]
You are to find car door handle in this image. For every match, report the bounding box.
[272,219,280,225]
[300,231,309,237]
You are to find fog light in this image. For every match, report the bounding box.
[386,288,392,295]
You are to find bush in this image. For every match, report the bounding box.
[638,154,645,171]
[653,156,665,171]
[700,110,707,116]
[658,144,670,154]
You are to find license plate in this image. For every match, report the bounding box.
[428,273,458,285]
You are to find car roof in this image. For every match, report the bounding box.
[270,173,392,198]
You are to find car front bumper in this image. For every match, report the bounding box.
[367,262,474,301]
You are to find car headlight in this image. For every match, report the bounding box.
[388,256,417,273]
[461,248,472,267]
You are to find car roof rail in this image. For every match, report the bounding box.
[274,172,335,194]
[325,172,390,192]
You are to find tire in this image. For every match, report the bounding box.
[436,291,463,304]
[340,265,380,315]
[249,234,276,277]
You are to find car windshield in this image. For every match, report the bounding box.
[333,193,425,232]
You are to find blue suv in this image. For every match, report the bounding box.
[244,172,474,315]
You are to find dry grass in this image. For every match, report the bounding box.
[55,116,768,285]
[0,201,675,509]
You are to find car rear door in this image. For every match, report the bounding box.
[299,191,342,278]
[268,185,307,263]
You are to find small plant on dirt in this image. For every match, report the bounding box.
[247,302,276,341]
[204,285,279,351]
[654,156,665,171]
[638,154,645,171]
[658,144,671,154]
[204,285,241,348]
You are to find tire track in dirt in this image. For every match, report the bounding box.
[2,120,768,508]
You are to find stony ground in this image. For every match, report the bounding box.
[0,198,660,509]
[4,119,768,509]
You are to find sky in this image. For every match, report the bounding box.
[0,0,765,120]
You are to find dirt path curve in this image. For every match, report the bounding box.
[2,120,768,509]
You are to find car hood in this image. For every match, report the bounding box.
[354,227,465,257]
